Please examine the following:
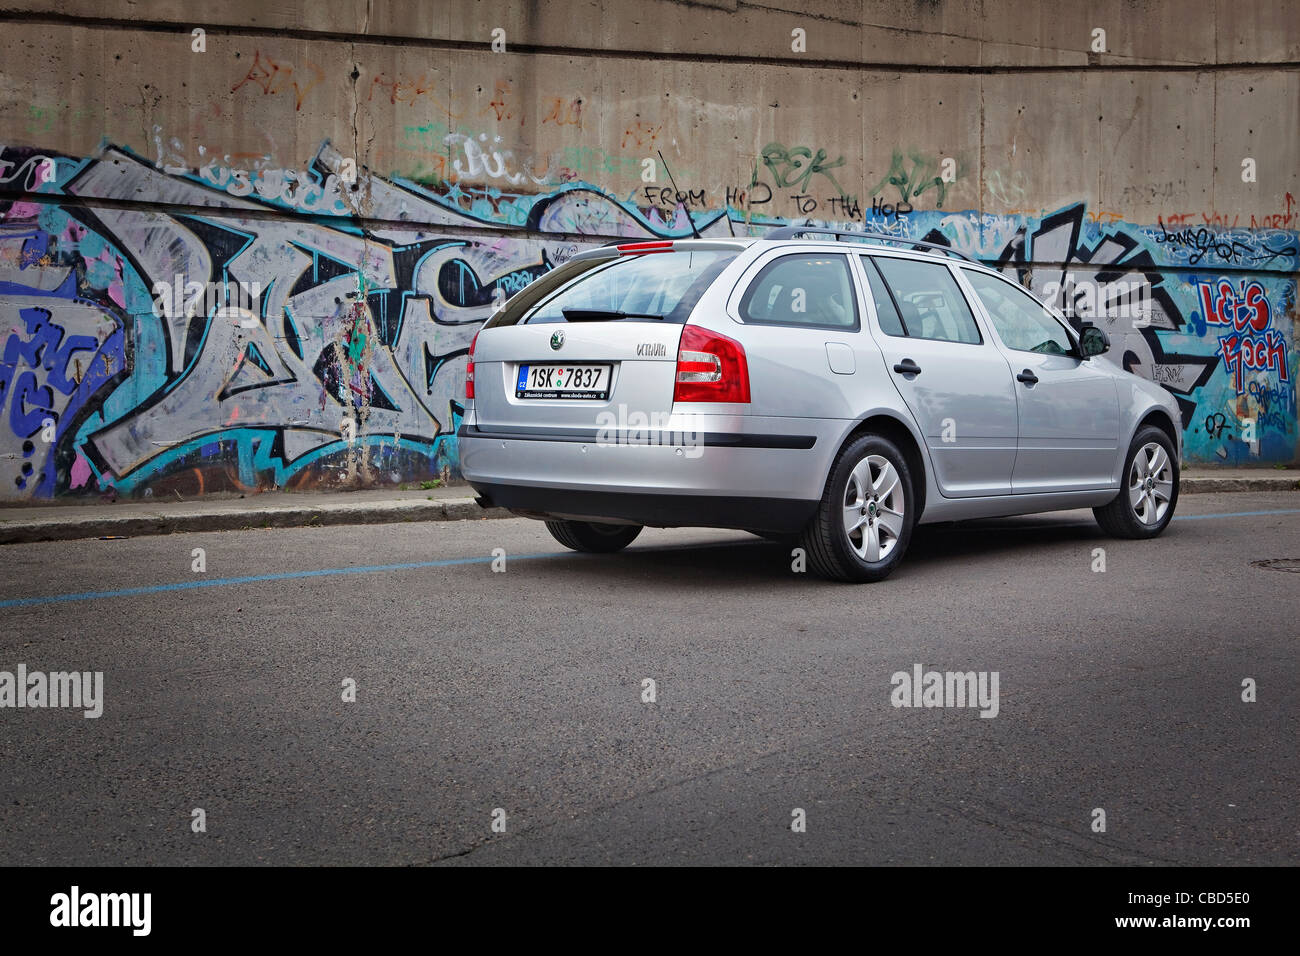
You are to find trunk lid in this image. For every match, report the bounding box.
[472,322,683,429]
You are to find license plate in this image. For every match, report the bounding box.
[516,363,611,399]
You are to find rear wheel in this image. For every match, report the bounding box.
[545,519,643,553]
[1093,425,1179,538]
[800,434,915,582]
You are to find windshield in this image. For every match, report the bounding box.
[484,249,738,328]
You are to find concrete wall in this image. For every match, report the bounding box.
[1,0,1296,501]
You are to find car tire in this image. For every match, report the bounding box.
[545,519,643,553]
[1093,425,1179,539]
[800,433,915,582]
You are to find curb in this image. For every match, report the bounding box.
[0,496,512,545]
[0,478,1295,545]
[1180,476,1300,495]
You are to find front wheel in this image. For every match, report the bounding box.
[545,519,643,553]
[799,434,915,582]
[1093,426,1179,538]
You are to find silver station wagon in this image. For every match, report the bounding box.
[460,229,1182,581]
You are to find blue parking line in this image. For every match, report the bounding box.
[0,552,566,610]
[1,508,1296,610]
[1175,508,1300,521]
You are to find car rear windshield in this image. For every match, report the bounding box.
[483,249,739,328]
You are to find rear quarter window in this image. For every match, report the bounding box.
[739,254,858,330]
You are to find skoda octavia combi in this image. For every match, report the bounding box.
[460,229,1182,581]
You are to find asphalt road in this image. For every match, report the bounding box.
[1,492,1297,865]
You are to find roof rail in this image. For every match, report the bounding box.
[762,225,978,263]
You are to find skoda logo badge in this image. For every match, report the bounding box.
[550,330,565,350]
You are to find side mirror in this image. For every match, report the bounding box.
[1079,325,1110,358]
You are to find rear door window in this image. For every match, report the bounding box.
[860,257,907,336]
[870,256,982,344]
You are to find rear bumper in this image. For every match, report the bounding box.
[470,482,818,533]
[458,419,832,532]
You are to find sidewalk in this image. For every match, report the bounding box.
[0,469,1295,545]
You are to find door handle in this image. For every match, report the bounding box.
[893,359,922,376]
[1016,369,1039,385]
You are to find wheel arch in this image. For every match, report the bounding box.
[837,413,929,520]
[1133,407,1180,460]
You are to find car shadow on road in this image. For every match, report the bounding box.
[905,515,1106,565]
[543,513,1118,586]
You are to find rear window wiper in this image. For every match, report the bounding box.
[561,308,666,322]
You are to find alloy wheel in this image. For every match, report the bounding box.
[1129,441,1174,526]
[842,454,906,561]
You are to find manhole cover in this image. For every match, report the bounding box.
[1251,558,1300,573]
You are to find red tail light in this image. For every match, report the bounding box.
[465,331,478,400]
[673,325,750,403]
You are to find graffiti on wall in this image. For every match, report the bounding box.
[952,203,1296,463]
[1198,278,1287,393]
[0,144,599,500]
[1,139,1296,501]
